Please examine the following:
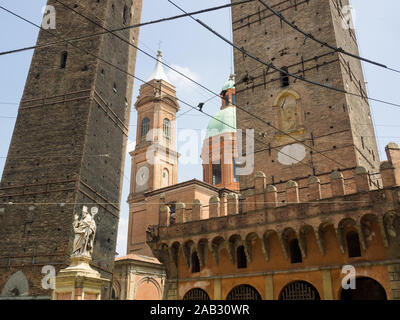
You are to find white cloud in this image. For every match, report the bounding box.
[166,64,200,90]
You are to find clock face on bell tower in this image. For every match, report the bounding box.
[128,50,180,200]
[135,165,149,193]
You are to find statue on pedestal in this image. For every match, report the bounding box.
[72,206,98,258]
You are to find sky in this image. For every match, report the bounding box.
[0,1,400,256]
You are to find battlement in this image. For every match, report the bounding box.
[156,143,400,227]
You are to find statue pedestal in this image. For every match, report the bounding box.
[52,256,109,300]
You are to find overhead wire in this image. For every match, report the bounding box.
[0,5,313,171]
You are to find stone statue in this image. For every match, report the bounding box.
[280,96,298,132]
[72,206,98,258]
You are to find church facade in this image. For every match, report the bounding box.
[113,52,240,300]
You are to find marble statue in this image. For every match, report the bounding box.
[72,206,98,258]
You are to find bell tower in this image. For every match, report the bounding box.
[127,51,179,255]
[0,0,142,298]
[202,75,239,191]
[231,0,380,195]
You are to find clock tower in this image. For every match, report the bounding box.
[127,51,179,255]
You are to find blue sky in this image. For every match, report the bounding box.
[0,1,400,256]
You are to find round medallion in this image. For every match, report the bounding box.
[136,166,149,186]
[278,143,306,165]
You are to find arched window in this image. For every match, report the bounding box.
[279,281,320,300]
[237,245,247,269]
[141,118,150,139]
[111,288,117,300]
[346,231,362,258]
[212,163,222,185]
[163,118,171,139]
[123,5,128,24]
[191,252,200,273]
[60,51,68,69]
[289,239,302,263]
[226,285,261,300]
[280,66,289,87]
[183,288,210,300]
[162,168,169,187]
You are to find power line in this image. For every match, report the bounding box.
[53,0,217,100]
[165,0,389,190]
[256,0,400,74]
[0,0,253,58]
[49,1,315,170]
[0,5,313,171]
[165,1,399,168]
[166,0,353,170]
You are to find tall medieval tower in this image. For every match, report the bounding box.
[231,0,380,196]
[0,0,142,298]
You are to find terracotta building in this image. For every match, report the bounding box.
[112,52,241,299]
[144,0,400,300]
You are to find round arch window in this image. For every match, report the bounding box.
[279,281,320,300]
[226,284,261,300]
[183,288,210,300]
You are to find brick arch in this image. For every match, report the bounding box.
[278,280,320,300]
[226,284,262,300]
[134,277,162,300]
[338,276,388,300]
[111,280,121,300]
[209,236,226,265]
[183,288,210,300]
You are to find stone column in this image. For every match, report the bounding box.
[264,275,274,300]
[52,256,109,300]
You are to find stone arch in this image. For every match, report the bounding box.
[339,276,387,300]
[209,236,226,265]
[317,221,336,255]
[383,211,400,244]
[183,240,195,268]
[297,224,315,258]
[111,280,121,300]
[1,271,29,297]
[338,217,364,256]
[360,214,378,237]
[134,277,162,300]
[197,238,208,267]
[183,288,210,300]
[280,227,298,260]
[261,230,278,261]
[226,284,262,300]
[279,280,320,300]
[244,232,259,263]
[228,234,242,264]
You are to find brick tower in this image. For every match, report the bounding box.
[0,0,142,299]
[231,0,380,197]
[127,51,179,256]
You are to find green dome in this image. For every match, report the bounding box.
[221,78,235,91]
[205,106,236,139]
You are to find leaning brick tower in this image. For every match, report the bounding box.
[231,0,380,198]
[0,0,142,298]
